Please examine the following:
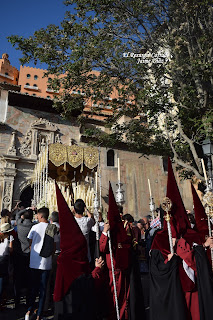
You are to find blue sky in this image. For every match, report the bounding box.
[0,0,71,70]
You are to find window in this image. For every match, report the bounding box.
[32,94,36,97]
[48,77,52,82]
[5,72,8,76]
[47,96,51,99]
[107,150,115,167]
[33,84,37,87]
[25,83,30,86]
[162,157,168,172]
[34,75,38,80]
[77,90,81,94]
[27,74,31,78]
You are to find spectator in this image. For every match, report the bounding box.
[73,199,95,262]
[25,207,57,320]
[43,211,60,314]
[0,223,14,310]
[13,207,35,307]
[0,209,10,226]
[137,219,145,239]
[123,213,141,248]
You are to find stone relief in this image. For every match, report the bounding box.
[31,118,58,132]
[6,162,15,169]
[19,130,32,157]
[2,181,12,209]
[18,118,62,158]
[55,133,62,144]
[7,132,17,156]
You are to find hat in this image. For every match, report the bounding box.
[0,223,14,233]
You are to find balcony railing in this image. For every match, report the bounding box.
[46,88,59,93]
[24,85,39,91]
[0,73,14,80]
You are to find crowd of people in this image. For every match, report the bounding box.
[0,159,213,320]
[0,197,163,319]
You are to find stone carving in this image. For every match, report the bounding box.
[7,132,17,156]
[19,130,32,157]
[55,133,62,144]
[3,196,10,204]
[2,181,12,210]
[6,162,15,169]
[31,118,58,132]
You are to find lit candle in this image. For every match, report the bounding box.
[148,178,152,198]
[118,157,121,182]
[201,159,208,183]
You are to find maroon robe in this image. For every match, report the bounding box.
[100,182,132,320]
[151,158,201,320]
[100,232,131,320]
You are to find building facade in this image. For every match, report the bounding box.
[0,54,194,217]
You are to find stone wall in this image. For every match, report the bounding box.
[0,103,194,217]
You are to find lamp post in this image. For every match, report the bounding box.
[202,138,213,192]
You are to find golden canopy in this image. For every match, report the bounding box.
[48,143,99,169]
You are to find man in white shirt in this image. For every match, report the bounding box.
[25,207,56,320]
[74,199,95,262]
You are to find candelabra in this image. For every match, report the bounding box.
[116,181,124,206]
[149,196,155,220]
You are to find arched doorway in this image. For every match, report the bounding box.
[20,186,34,208]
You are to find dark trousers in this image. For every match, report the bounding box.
[43,254,58,312]
[13,252,30,305]
[28,268,50,316]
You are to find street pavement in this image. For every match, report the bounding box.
[0,297,54,320]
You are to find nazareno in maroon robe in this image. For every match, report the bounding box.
[150,158,202,320]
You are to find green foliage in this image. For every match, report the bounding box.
[7,0,213,179]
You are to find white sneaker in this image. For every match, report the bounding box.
[25,314,30,320]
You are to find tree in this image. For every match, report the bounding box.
[8,0,213,182]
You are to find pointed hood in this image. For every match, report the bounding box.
[107,182,129,244]
[167,157,190,236]
[191,183,209,241]
[54,182,89,302]
[151,158,201,258]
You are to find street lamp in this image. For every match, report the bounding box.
[202,138,213,191]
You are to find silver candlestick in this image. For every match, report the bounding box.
[116,181,124,206]
[149,196,155,220]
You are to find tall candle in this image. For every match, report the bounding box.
[148,178,152,198]
[118,157,121,182]
[95,172,98,192]
[201,159,208,183]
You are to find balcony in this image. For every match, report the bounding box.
[46,88,59,93]
[0,73,14,81]
[24,84,39,91]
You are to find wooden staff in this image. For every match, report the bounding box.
[161,197,173,254]
[107,230,120,320]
